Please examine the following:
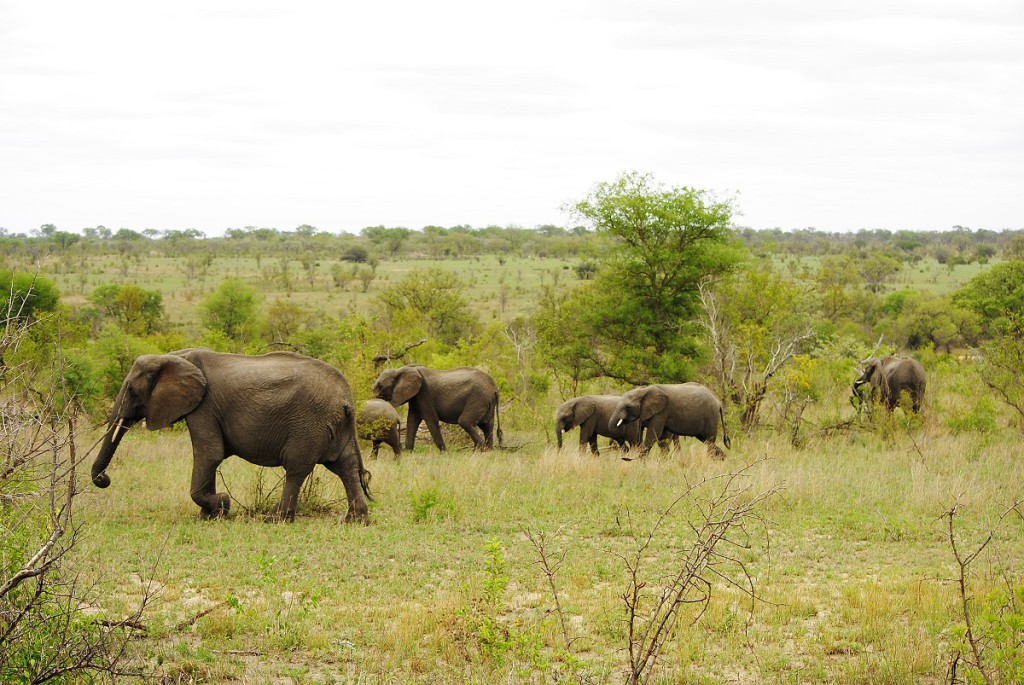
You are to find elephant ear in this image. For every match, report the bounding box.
[571,397,596,427]
[145,356,208,430]
[391,368,423,406]
[639,387,668,422]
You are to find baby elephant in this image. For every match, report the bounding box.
[555,394,641,454]
[357,399,402,459]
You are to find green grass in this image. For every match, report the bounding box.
[47,253,580,334]
[73,404,1024,682]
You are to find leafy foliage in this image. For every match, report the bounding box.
[953,260,1024,336]
[0,269,60,321]
[200,279,263,349]
[90,283,164,335]
[540,172,743,384]
[375,268,478,346]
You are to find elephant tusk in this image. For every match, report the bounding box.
[615,418,623,427]
[111,419,130,442]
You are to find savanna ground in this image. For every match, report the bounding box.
[8,240,1024,683]
[75,359,1024,684]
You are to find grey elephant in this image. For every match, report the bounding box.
[372,365,502,451]
[91,348,371,523]
[852,355,926,412]
[609,383,731,458]
[357,399,401,459]
[555,395,641,454]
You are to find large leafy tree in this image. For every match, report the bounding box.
[539,172,742,385]
[1,269,60,321]
[90,284,164,335]
[952,261,1024,422]
[375,268,477,346]
[201,279,262,349]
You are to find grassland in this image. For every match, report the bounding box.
[11,248,1022,682]
[72,362,1024,684]
[47,253,577,333]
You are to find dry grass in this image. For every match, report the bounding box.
[69,408,1024,683]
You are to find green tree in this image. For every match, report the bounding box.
[953,262,1024,421]
[361,226,411,258]
[540,172,742,384]
[952,260,1024,336]
[89,284,164,335]
[877,290,979,352]
[375,268,477,345]
[699,263,816,428]
[201,279,262,349]
[1,269,61,321]
[857,250,903,293]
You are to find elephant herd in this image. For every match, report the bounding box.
[90,348,924,524]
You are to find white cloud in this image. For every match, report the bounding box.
[1,0,1021,233]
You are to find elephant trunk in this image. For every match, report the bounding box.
[610,407,628,431]
[92,385,136,488]
[92,418,131,488]
[850,380,868,408]
[556,424,563,449]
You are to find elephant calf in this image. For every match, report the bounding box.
[372,364,502,451]
[554,394,641,454]
[357,399,401,459]
[610,383,730,459]
[852,355,926,412]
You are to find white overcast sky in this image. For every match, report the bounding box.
[1,1,1022,235]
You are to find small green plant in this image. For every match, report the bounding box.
[453,539,548,671]
[947,397,998,434]
[409,487,454,523]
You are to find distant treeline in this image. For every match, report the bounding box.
[3,223,1023,266]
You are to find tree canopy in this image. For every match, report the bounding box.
[538,172,743,385]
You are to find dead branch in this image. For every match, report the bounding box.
[942,497,1024,684]
[174,601,228,631]
[373,338,427,368]
[521,526,575,655]
[619,460,778,685]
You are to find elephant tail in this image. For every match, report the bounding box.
[720,405,731,450]
[340,406,373,502]
[495,390,504,449]
[360,467,373,502]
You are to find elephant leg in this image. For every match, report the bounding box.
[387,427,401,459]
[478,417,495,449]
[188,426,229,519]
[424,418,447,451]
[646,417,668,454]
[405,408,422,450]
[587,433,599,455]
[706,440,726,460]
[456,416,485,450]
[370,441,381,459]
[323,458,369,524]
[190,459,229,519]
[276,467,314,522]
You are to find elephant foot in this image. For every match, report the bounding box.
[267,509,296,523]
[344,505,370,525]
[199,493,231,520]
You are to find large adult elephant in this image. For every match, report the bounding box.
[357,399,401,459]
[852,355,926,412]
[555,395,641,454]
[372,365,502,451]
[609,383,730,458]
[91,348,371,523]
